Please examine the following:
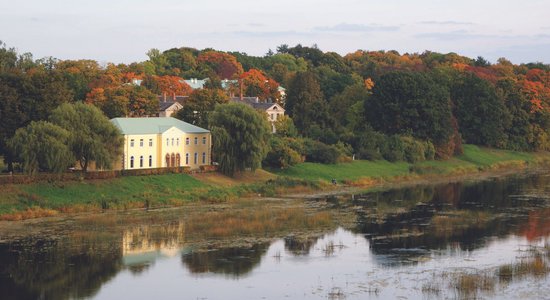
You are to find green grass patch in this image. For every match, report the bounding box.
[276,144,544,182]
[13,174,207,213]
[458,144,534,166]
[275,160,410,181]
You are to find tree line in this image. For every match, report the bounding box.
[1,40,550,175]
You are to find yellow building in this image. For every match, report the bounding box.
[110,117,211,170]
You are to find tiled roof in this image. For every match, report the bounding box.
[159,101,181,111]
[111,117,209,135]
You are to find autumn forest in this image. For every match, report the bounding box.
[1,41,550,171]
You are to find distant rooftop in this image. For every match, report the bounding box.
[111,117,209,135]
[183,78,207,90]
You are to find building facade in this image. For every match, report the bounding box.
[111,117,211,170]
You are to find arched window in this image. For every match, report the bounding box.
[202,152,206,164]
[176,154,181,166]
[139,156,143,167]
[194,152,198,164]
[165,154,170,167]
[130,156,134,168]
[202,137,207,145]
[185,153,189,165]
[194,137,198,145]
[171,138,174,146]
[186,137,189,145]
[149,155,152,167]
[171,153,176,167]
[166,138,169,146]
[177,138,179,146]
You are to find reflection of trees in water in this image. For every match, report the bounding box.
[353,174,550,264]
[0,236,122,300]
[181,243,269,277]
[283,235,321,256]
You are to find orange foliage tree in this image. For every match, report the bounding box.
[239,69,280,101]
[197,51,243,79]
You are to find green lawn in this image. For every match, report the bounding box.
[275,144,543,181]
[276,160,410,181]
[0,174,207,214]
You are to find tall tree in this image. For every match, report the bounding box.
[208,103,271,176]
[49,103,123,172]
[365,71,454,154]
[175,88,228,128]
[197,51,243,79]
[451,73,510,147]
[8,121,74,175]
[285,71,333,138]
[239,69,280,101]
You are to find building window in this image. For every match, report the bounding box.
[139,139,143,147]
[271,114,275,120]
[194,137,198,145]
[171,138,174,146]
[194,152,198,164]
[139,156,143,167]
[202,137,206,145]
[177,138,179,146]
[149,139,153,147]
[130,139,134,147]
[166,138,169,146]
[149,155,152,167]
[165,154,170,167]
[202,152,206,164]
[171,153,175,167]
[176,154,180,166]
[130,156,134,168]
[185,153,189,165]
[186,137,189,145]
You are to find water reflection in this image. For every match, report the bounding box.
[182,244,269,277]
[0,173,549,299]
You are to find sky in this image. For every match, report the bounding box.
[1,0,549,64]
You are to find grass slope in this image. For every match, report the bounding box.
[275,145,546,181]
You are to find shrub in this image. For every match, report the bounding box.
[381,135,404,162]
[303,139,340,164]
[263,137,303,169]
[400,136,426,163]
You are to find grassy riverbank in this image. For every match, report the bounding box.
[1,145,549,220]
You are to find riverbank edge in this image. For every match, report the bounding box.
[1,147,550,221]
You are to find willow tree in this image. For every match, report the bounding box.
[8,121,74,175]
[49,102,123,172]
[209,102,271,176]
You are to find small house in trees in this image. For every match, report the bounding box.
[159,101,183,117]
[230,97,285,133]
[157,93,187,117]
[110,117,211,170]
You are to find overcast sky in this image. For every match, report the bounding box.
[1,0,549,64]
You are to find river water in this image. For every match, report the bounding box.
[1,173,550,299]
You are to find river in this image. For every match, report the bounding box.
[1,172,550,299]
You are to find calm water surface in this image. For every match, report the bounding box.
[1,173,550,299]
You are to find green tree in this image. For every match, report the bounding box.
[451,73,509,147]
[175,89,228,128]
[365,71,454,150]
[208,103,271,176]
[49,102,123,172]
[8,121,74,175]
[285,71,333,137]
